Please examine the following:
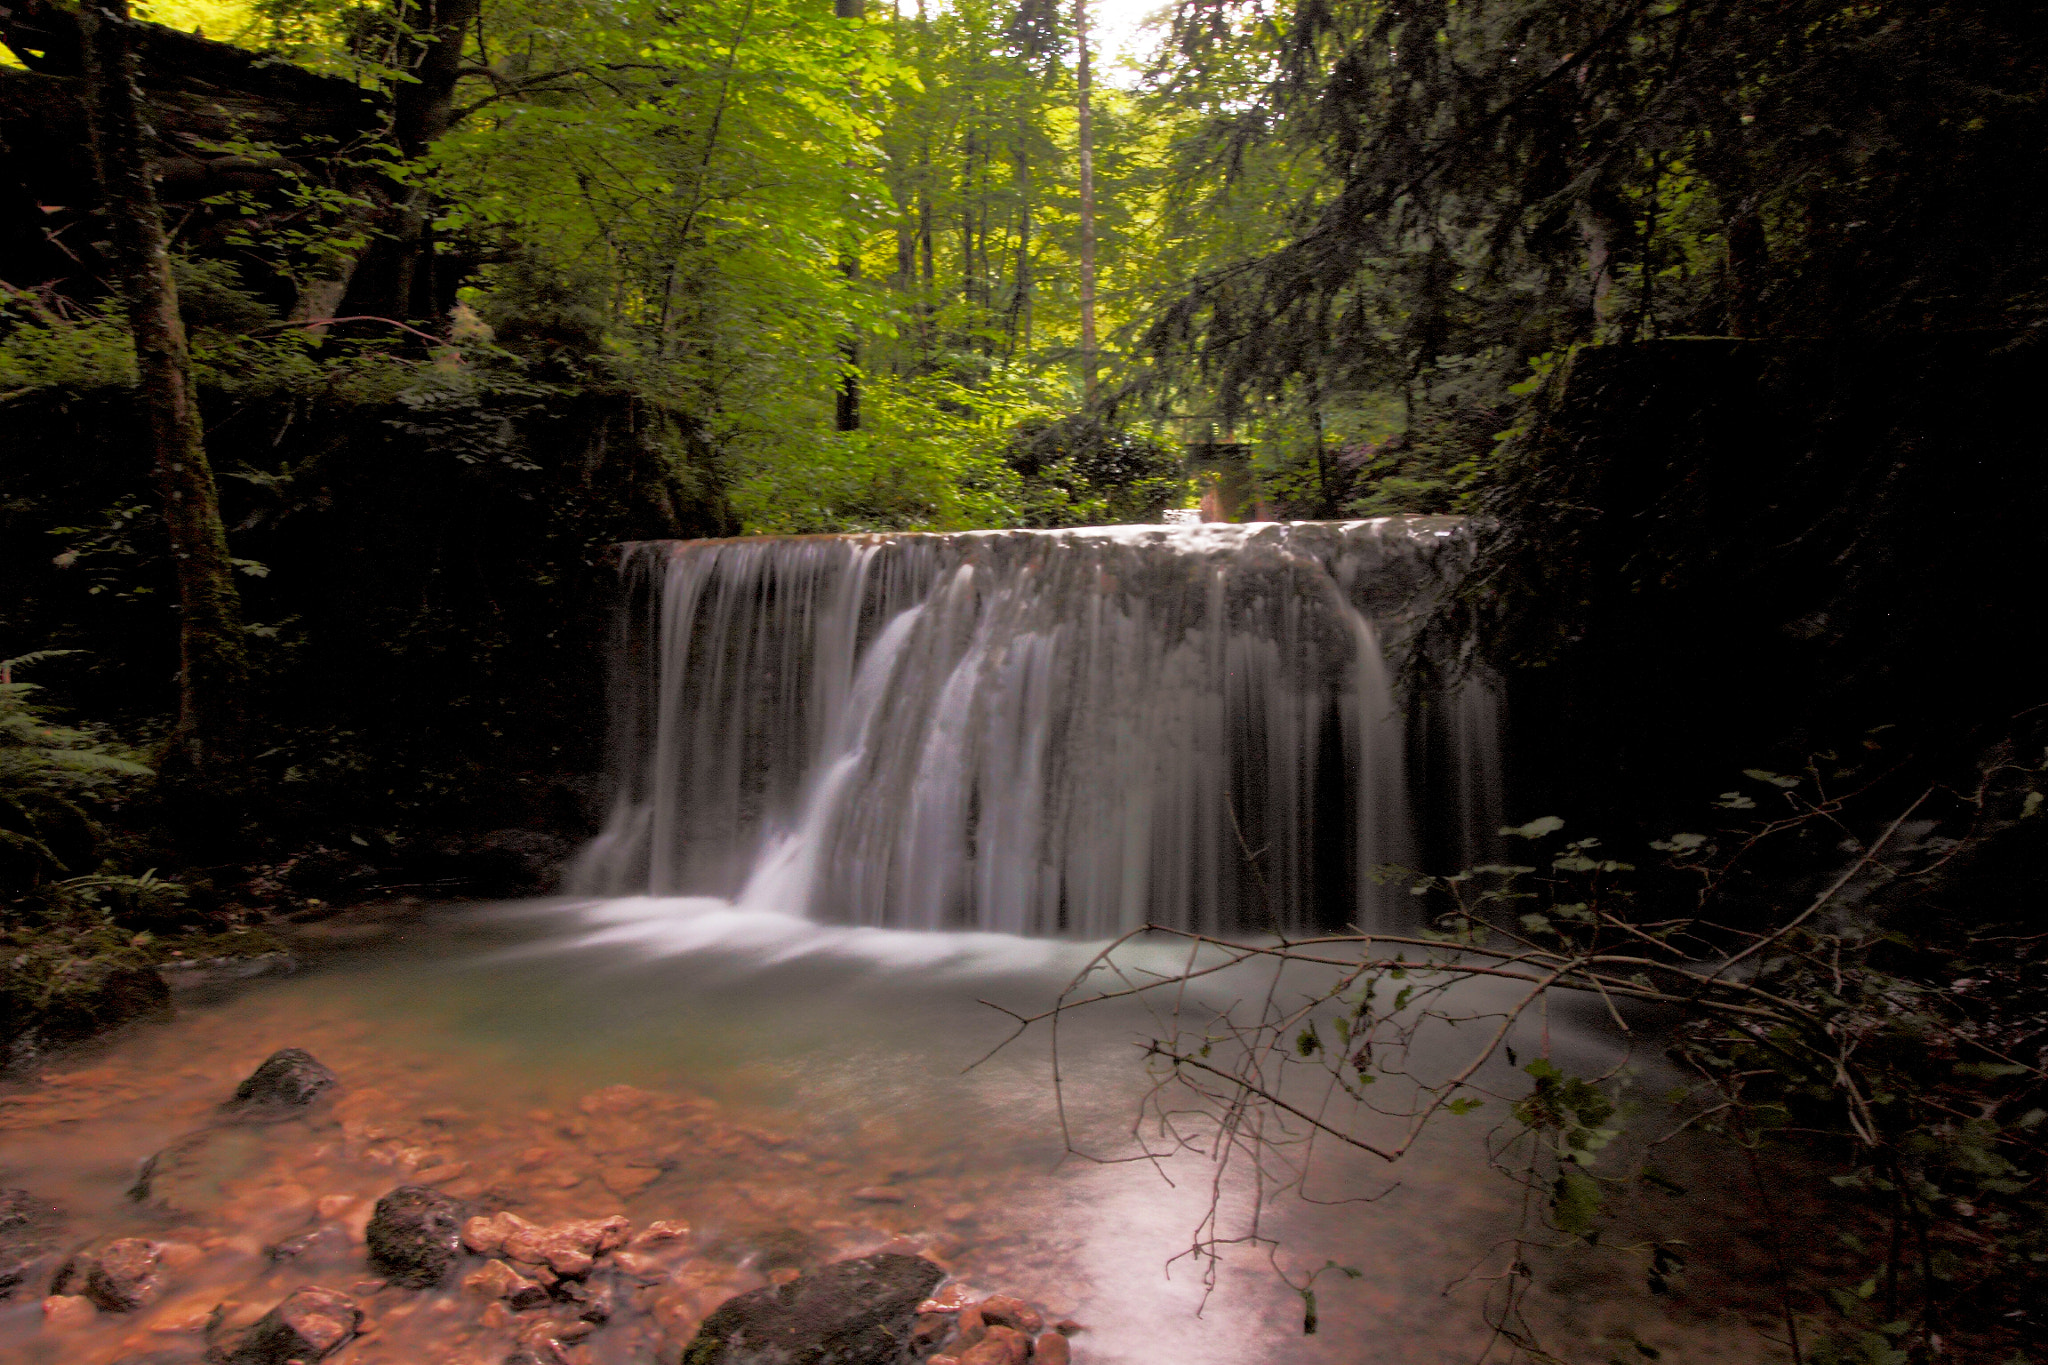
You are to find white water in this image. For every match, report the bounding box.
[571,519,1500,937]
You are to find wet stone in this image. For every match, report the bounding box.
[224,1048,339,1118]
[267,1224,353,1265]
[464,1258,551,1310]
[1032,1331,1071,1365]
[0,1188,62,1302]
[128,1127,269,1214]
[975,1296,1043,1336]
[56,1236,165,1312]
[682,1252,945,1365]
[956,1325,1029,1365]
[225,1285,362,1364]
[367,1185,469,1288]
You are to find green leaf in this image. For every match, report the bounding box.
[1502,816,1565,839]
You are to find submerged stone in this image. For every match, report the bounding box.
[128,1126,270,1214]
[682,1252,944,1365]
[0,1188,62,1302]
[366,1185,469,1288]
[224,1048,339,1117]
[226,1285,362,1364]
[54,1236,164,1312]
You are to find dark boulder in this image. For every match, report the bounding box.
[225,1285,361,1364]
[0,1188,63,1301]
[224,1048,338,1117]
[682,1253,945,1365]
[366,1185,469,1288]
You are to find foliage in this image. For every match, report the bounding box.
[0,651,154,893]
[1003,413,1189,526]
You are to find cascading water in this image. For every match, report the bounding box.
[571,518,1500,937]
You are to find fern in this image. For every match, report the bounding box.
[0,653,155,891]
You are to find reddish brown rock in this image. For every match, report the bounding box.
[41,1293,94,1329]
[462,1258,550,1310]
[62,1237,165,1312]
[911,1311,953,1351]
[975,1296,1043,1336]
[226,1285,361,1364]
[1034,1330,1072,1365]
[629,1219,689,1248]
[957,1324,1030,1365]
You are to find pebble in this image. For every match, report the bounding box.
[977,1294,1044,1335]
[958,1324,1031,1365]
[463,1258,550,1309]
[42,1294,96,1329]
[1034,1330,1072,1364]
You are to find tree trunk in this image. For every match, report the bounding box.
[78,0,246,783]
[334,0,481,331]
[1073,0,1097,404]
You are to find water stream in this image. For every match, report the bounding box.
[573,519,1501,936]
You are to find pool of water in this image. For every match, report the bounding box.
[0,898,1789,1365]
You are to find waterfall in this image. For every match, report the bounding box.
[571,519,1500,938]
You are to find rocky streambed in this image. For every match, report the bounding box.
[2,1041,1087,1365]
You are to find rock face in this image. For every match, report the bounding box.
[683,1253,944,1365]
[0,1189,62,1301]
[54,1237,165,1312]
[224,1048,339,1116]
[226,1285,362,1364]
[366,1185,468,1288]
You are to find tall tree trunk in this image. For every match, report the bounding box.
[78,0,246,783]
[335,0,481,330]
[1073,0,1097,404]
[1724,202,1768,337]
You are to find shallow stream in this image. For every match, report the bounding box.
[0,897,1791,1365]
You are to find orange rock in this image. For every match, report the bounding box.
[918,1281,975,1313]
[1034,1330,1072,1364]
[628,1219,689,1248]
[42,1294,96,1329]
[954,1305,986,1350]
[465,1211,537,1257]
[911,1312,953,1350]
[156,1240,206,1271]
[976,1295,1044,1335]
[463,1258,550,1310]
[599,1164,661,1198]
[958,1324,1030,1365]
